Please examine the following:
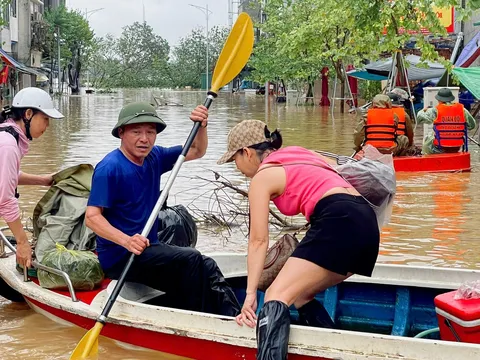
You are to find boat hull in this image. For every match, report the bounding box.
[2,254,480,360]
[393,152,471,173]
[26,297,283,360]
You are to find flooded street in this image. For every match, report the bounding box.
[1,89,480,359]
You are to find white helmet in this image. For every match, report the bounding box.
[12,87,64,119]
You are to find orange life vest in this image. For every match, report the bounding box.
[365,108,396,149]
[392,107,406,136]
[433,103,466,149]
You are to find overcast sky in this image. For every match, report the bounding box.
[66,0,230,45]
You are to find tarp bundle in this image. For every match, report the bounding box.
[33,164,96,263]
[38,244,104,290]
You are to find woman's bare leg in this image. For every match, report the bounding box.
[256,257,349,360]
[265,257,349,307]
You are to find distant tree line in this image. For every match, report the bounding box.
[42,6,230,90]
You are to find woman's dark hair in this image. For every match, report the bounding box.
[249,126,283,159]
[0,106,39,124]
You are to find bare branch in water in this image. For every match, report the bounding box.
[180,169,307,239]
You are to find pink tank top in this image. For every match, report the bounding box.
[260,146,353,221]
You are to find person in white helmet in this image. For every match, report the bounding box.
[0,87,64,270]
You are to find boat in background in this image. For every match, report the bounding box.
[393,152,471,172]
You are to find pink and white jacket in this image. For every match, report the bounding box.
[0,119,29,223]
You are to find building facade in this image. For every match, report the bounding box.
[0,0,62,96]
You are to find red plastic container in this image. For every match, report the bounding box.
[435,290,480,344]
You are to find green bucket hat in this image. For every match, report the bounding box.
[112,102,167,138]
[435,88,455,103]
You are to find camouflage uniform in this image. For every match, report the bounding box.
[354,94,416,156]
[416,105,476,155]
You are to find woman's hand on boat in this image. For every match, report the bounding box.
[236,292,257,328]
[190,105,208,128]
[16,240,32,269]
[126,234,150,255]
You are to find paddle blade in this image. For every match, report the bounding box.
[210,12,254,93]
[70,322,103,359]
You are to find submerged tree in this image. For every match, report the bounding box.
[116,22,171,88]
[250,0,473,108]
[170,26,230,89]
[87,35,122,89]
[43,6,94,94]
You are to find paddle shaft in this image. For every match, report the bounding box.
[97,93,216,324]
[468,135,480,146]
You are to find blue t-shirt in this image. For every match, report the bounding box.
[88,145,183,270]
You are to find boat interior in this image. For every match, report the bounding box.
[117,275,448,341]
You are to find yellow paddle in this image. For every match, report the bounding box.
[70,12,254,360]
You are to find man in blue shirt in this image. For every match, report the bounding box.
[86,102,240,316]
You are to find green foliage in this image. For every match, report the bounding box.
[472,0,480,10]
[0,1,11,27]
[116,22,170,87]
[249,0,470,88]
[88,35,123,88]
[358,80,382,103]
[170,26,229,89]
[88,24,229,89]
[43,6,94,63]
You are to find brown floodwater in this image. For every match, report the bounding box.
[1,89,479,359]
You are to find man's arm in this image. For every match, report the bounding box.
[186,126,208,161]
[86,206,130,247]
[185,105,208,161]
[85,206,148,255]
[405,113,414,146]
[353,116,366,151]
[464,108,477,131]
[416,108,436,125]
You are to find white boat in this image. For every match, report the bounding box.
[1,234,480,359]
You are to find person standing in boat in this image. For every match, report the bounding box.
[86,102,240,316]
[217,120,380,359]
[0,87,64,270]
[354,94,418,156]
[417,88,476,155]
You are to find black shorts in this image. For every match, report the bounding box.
[291,193,380,277]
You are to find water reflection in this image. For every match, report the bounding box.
[1,89,479,358]
[379,171,477,267]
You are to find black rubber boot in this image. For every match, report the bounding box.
[297,299,335,329]
[256,300,290,360]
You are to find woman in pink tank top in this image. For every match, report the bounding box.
[218,119,380,360]
[0,87,64,270]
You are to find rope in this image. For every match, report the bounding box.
[414,327,440,338]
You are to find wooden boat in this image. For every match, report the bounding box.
[1,241,480,360]
[393,152,471,173]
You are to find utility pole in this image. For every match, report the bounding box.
[189,4,213,91]
[228,0,233,28]
[57,28,61,94]
[83,8,105,91]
